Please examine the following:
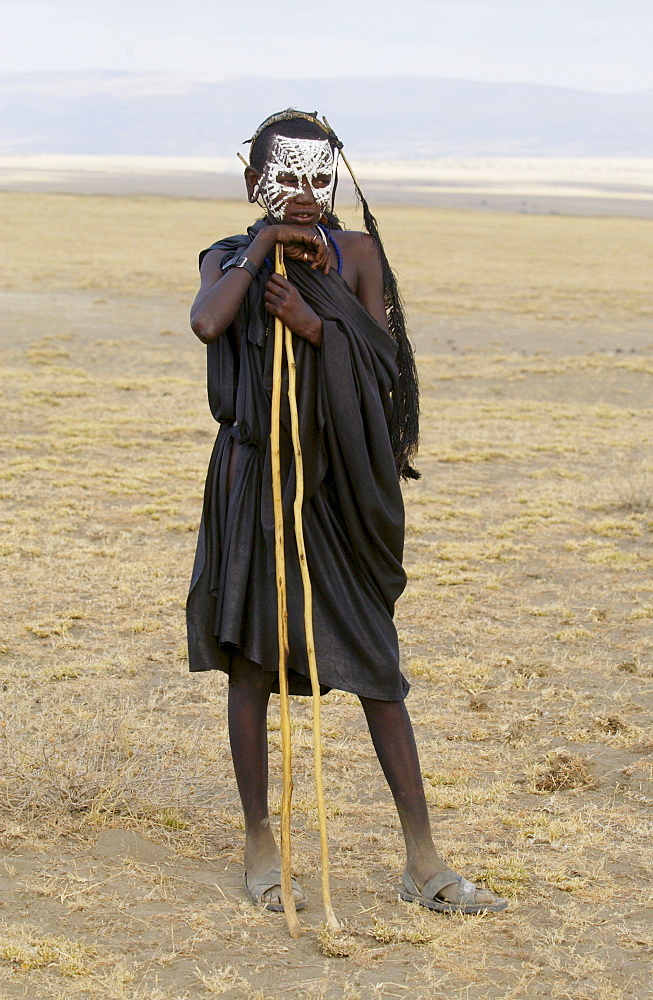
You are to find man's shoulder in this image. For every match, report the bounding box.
[204,232,249,252]
[335,229,370,243]
[334,230,376,255]
[199,233,249,269]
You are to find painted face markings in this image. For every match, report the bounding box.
[256,136,336,220]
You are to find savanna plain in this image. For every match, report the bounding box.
[0,192,652,999]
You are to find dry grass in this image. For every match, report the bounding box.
[532,752,595,792]
[2,191,653,332]
[0,192,652,999]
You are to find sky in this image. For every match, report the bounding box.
[2,0,652,94]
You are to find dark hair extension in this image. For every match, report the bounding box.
[321,207,343,231]
[318,117,419,478]
[353,187,420,480]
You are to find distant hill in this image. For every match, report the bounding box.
[1,72,652,157]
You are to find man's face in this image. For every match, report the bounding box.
[257,135,335,222]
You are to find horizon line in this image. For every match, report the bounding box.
[1,69,651,99]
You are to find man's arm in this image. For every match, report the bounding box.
[190,226,330,344]
[190,236,271,344]
[353,233,390,333]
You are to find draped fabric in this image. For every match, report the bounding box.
[186,220,409,700]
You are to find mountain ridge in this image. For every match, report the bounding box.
[2,72,652,157]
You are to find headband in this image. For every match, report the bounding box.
[243,108,343,159]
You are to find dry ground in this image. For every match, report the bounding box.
[0,192,652,999]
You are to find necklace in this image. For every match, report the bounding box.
[317,224,343,276]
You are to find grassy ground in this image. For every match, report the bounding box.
[0,192,652,999]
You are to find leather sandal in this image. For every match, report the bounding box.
[400,868,508,914]
[243,866,308,912]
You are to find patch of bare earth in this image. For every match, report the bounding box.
[0,193,652,998]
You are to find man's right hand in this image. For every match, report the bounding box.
[257,225,330,273]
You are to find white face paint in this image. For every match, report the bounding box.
[256,136,335,221]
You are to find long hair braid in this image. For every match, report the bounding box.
[318,123,420,480]
[355,188,420,480]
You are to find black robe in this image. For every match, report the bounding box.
[186,220,409,700]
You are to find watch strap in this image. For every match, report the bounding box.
[226,253,260,278]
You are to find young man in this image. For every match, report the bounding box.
[187,110,507,915]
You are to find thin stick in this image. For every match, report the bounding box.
[321,116,362,192]
[282,300,340,932]
[271,242,301,938]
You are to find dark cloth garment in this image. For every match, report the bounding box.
[186,219,409,700]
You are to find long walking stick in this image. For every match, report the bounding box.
[271,244,301,938]
[273,243,339,932]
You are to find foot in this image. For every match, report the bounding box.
[402,866,508,913]
[433,877,497,907]
[244,839,306,909]
[243,865,307,911]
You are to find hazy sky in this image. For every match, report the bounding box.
[2,0,652,93]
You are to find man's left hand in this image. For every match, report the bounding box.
[264,274,323,346]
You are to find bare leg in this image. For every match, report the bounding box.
[359,695,496,905]
[228,655,304,906]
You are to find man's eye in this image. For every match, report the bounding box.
[313,175,332,188]
[276,173,298,187]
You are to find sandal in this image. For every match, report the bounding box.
[400,868,508,914]
[243,866,308,912]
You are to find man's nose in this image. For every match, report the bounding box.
[295,179,316,204]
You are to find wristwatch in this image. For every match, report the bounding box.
[225,253,260,278]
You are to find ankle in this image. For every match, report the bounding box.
[244,819,277,854]
[406,848,446,885]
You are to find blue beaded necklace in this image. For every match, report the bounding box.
[318,224,343,275]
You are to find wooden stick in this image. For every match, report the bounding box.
[283,315,340,932]
[321,116,363,193]
[271,242,301,938]
[273,244,340,932]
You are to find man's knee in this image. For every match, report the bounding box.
[229,655,276,694]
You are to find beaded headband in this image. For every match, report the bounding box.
[243,108,343,160]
